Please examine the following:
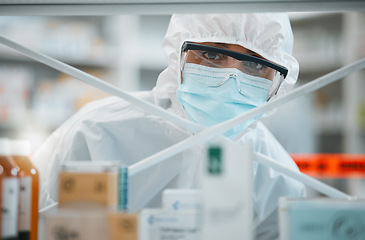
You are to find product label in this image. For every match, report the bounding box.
[2,177,20,238]
[159,227,200,240]
[19,176,32,231]
[208,147,222,175]
[118,167,128,211]
[289,205,365,240]
[140,211,200,240]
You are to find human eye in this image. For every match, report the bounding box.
[241,61,269,75]
[243,61,264,70]
[200,51,223,60]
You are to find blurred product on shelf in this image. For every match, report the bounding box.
[45,209,139,240]
[292,22,341,72]
[139,209,199,240]
[108,212,138,240]
[33,72,110,128]
[201,142,253,240]
[0,66,33,128]
[58,161,119,209]
[44,209,109,240]
[0,16,115,153]
[162,189,201,213]
[139,189,202,240]
[0,138,20,240]
[279,197,365,240]
[42,161,135,240]
[11,139,39,240]
[292,153,365,178]
[0,17,107,62]
[40,142,256,240]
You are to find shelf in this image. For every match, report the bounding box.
[296,56,342,74]
[1,1,365,15]
[289,12,342,22]
[0,52,114,68]
[0,47,117,68]
[137,39,167,70]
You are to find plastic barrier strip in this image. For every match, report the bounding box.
[255,152,352,199]
[128,57,365,178]
[0,33,356,206]
[292,154,365,178]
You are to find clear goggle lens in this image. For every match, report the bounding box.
[180,42,288,97]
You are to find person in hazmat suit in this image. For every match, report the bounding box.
[32,13,306,239]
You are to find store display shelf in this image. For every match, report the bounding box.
[139,58,166,70]
[289,12,341,22]
[0,50,115,68]
[297,59,342,74]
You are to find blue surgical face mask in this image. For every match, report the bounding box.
[176,63,272,139]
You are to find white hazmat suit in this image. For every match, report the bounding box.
[33,13,306,240]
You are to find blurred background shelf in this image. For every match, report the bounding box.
[0,13,364,154]
[264,12,365,155]
[0,53,115,68]
[0,12,364,197]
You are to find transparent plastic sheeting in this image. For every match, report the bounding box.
[0,34,359,213]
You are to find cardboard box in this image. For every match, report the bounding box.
[108,212,138,240]
[58,171,118,208]
[44,209,109,240]
[139,209,200,240]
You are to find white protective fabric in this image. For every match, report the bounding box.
[154,13,300,118]
[32,13,306,240]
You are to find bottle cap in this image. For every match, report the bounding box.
[0,138,10,156]
[10,140,31,157]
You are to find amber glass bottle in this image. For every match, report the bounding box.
[0,152,3,238]
[0,138,20,240]
[11,140,39,240]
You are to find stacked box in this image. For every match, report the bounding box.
[44,161,137,240]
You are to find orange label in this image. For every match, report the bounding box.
[291,154,365,178]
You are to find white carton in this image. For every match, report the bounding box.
[279,197,365,240]
[162,189,202,213]
[139,209,200,240]
[201,141,253,240]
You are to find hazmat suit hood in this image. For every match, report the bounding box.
[153,13,299,116]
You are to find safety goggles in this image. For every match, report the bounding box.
[180,42,288,96]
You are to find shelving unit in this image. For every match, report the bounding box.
[113,15,170,91]
[292,12,346,154]
[0,16,121,148]
[1,12,364,155]
[0,14,173,150]
[262,12,365,155]
[0,0,364,15]
[288,12,365,198]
